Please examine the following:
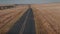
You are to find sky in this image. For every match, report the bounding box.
[0,0,60,4]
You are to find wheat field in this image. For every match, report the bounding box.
[32,3,60,34]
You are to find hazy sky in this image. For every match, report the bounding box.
[0,0,60,4]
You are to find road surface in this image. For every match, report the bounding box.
[6,8,36,34]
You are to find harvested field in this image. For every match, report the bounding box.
[32,4,60,34]
[0,5,29,34]
[1,3,60,34]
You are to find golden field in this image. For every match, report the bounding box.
[32,3,60,34]
[0,3,60,34]
[0,5,29,34]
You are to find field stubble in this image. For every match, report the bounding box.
[32,4,60,34]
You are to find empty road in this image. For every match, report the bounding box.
[6,8,36,34]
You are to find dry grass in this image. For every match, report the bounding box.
[0,5,29,34]
[32,3,60,34]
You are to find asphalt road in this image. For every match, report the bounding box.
[22,8,35,34]
[6,8,36,34]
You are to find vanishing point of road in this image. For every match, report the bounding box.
[6,8,36,34]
